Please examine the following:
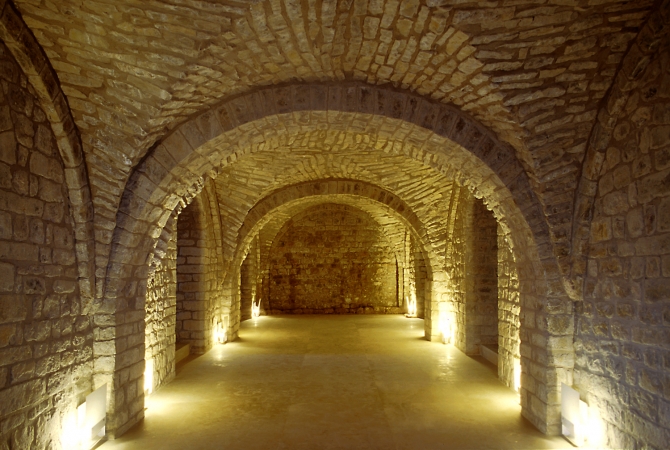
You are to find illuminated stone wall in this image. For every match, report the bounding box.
[175,192,222,354]
[498,225,520,390]
[447,189,519,388]
[144,215,176,393]
[266,204,400,314]
[447,188,497,355]
[447,187,468,352]
[0,42,93,449]
[574,33,670,448]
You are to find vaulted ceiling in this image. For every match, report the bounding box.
[16,0,651,193]
[11,0,659,294]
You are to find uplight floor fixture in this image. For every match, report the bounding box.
[251,297,261,318]
[59,384,107,450]
[405,295,417,317]
[144,358,154,395]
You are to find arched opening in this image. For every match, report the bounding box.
[236,198,431,319]
[228,180,437,334]
[104,83,572,438]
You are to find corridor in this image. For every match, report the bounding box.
[102,316,567,450]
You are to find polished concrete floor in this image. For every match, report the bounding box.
[102,315,570,449]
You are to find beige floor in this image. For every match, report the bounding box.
[102,315,570,450]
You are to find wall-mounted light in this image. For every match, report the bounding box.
[86,384,107,446]
[561,383,604,447]
[144,358,154,396]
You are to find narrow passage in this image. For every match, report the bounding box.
[102,315,568,450]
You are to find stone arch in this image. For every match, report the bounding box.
[128,83,558,284]
[229,179,435,328]
[104,82,572,437]
[237,180,434,275]
[570,8,670,301]
[0,0,94,301]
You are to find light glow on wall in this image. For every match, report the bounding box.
[60,408,87,449]
[585,404,605,447]
[215,316,228,344]
[144,358,154,395]
[439,309,452,344]
[513,357,521,393]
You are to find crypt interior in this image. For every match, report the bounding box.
[0,0,669,448]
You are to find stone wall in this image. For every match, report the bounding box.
[498,225,520,389]
[175,194,221,354]
[447,188,517,386]
[575,35,670,448]
[0,42,93,449]
[466,199,499,351]
[446,187,468,352]
[144,215,176,393]
[447,188,498,355]
[266,204,400,314]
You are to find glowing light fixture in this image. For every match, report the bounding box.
[251,297,261,318]
[561,383,590,447]
[86,384,107,446]
[144,358,154,395]
[405,295,417,318]
[439,311,451,344]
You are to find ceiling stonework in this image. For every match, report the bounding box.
[15,0,652,203]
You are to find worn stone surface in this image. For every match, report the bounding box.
[498,223,520,390]
[6,0,651,307]
[266,203,399,314]
[575,31,670,449]
[144,214,176,393]
[176,186,225,354]
[446,187,499,355]
[238,182,431,319]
